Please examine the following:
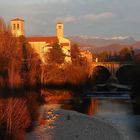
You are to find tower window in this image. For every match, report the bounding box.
[17,24,19,30]
[58,25,62,29]
[13,24,16,30]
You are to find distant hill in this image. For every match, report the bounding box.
[68,36,140,53]
[91,44,132,53]
[69,36,136,47]
[132,41,140,49]
[132,42,140,55]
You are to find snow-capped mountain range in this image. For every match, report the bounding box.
[69,35,136,47]
[68,35,140,53]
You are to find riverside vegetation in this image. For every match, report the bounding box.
[0,17,91,140]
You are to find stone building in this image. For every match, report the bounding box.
[10,18,71,63]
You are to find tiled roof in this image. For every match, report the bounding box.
[27,36,58,43]
[60,43,70,46]
[11,18,24,21]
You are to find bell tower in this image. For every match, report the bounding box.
[10,18,25,37]
[56,22,64,38]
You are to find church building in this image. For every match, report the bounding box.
[10,18,71,63]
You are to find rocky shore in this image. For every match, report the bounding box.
[26,105,125,140]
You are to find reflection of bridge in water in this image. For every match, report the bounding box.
[85,91,131,99]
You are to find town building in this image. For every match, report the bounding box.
[80,50,93,64]
[10,18,71,63]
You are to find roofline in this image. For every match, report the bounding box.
[27,36,59,43]
[11,18,24,22]
[27,36,57,38]
[57,22,63,24]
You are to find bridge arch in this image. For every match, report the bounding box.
[91,65,111,84]
[116,64,134,85]
[115,63,133,74]
[90,62,133,84]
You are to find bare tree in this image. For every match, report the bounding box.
[0,98,31,140]
[0,17,22,88]
[0,17,42,88]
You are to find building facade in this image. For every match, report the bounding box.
[10,18,71,63]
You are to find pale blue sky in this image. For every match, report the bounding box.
[0,0,140,39]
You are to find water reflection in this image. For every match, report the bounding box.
[76,96,140,140]
[41,89,74,104]
[0,89,45,140]
[40,89,134,117]
[40,89,83,111]
[79,98,99,115]
[40,89,140,140]
[76,98,133,116]
[0,88,139,140]
[88,99,133,116]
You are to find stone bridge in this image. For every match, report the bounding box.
[90,61,133,77]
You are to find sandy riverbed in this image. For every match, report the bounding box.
[26,105,126,140]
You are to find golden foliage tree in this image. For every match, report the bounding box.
[46,43,65,65]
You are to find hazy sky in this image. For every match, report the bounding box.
[0,0,140,39]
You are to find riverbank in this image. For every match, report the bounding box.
[26,105,125,140]
[100,115,140,140]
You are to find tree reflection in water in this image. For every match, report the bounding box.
[0,90,43,140]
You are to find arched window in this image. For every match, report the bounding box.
[13,24,16,30]
[58,25,62,29]
[17,24,19,30]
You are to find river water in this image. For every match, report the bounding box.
[1,87,139,139]
[41,89,140,140]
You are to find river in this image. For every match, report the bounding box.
[41,89,140,140]
[1,88,139,139]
